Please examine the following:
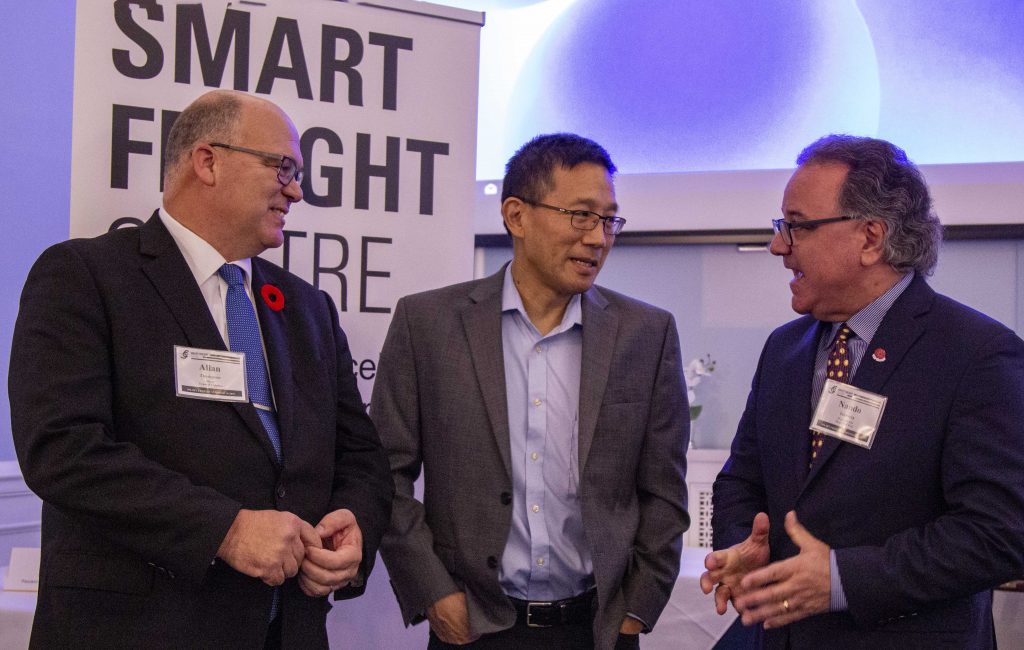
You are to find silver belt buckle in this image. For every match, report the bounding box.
[526,601,553,628]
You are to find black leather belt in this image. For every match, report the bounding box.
[508,590,596,628]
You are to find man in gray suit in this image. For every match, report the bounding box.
[370,134,689,649]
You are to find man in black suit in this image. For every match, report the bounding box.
[9,90,393,648]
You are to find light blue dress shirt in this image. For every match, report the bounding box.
[497,267,594,601]
[812,271,913,611]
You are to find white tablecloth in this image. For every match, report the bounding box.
[993,589,1024,650]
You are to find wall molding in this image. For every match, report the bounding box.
[476,224,1024,248]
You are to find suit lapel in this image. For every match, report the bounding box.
[139,212,225,352]
[804,278,932,484]
[252,260,294,464]
[850,278,932,395]
[463,271,513,478]
[578,287,615,474]
[783,321,823,486]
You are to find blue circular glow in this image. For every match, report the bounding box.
[505,0,880,173]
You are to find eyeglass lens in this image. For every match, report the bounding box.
[571,213,623,235]
[278,158,302,185]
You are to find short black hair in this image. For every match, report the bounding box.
[501,133,616,204]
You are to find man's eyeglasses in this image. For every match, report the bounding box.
[210,142,304,186]
[518,198,626,235]
[771,215,855,246]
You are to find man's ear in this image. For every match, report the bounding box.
[502,196,527,238]
[191,144,218,186]
[860,219,888,266]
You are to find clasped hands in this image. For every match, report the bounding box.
[217,507,363,597]
[699,511,831,629]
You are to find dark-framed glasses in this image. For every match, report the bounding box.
[771,215,855,246]
[519,198,626,235]
[210,142,304,186]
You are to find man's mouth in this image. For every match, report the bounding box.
[571,257,598,269]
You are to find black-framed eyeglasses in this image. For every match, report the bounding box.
[210,142,304,186]
[517,198,626,235]
[771,215,855,246]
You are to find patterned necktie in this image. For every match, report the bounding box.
[218,264,282,460]
[810,323,852,468]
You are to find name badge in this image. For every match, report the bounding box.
[174,346,247,403]
[810,379,887,449]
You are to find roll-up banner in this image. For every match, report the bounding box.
[71,0,483,405]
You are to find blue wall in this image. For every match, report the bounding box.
[1,2,76,461]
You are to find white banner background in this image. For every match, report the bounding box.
[71,0,481,405]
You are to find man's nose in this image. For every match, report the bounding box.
[768,231,789,256]
[581,224,608,247]
[283,177,303,203]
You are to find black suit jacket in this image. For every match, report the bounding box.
[10,214,393,649]
[713,276,1024,649]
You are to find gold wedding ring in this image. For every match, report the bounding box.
[782,598,790,612]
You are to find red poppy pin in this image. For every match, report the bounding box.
[260,284,285,312]
[871,348,886,362]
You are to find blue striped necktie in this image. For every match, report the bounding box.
[218,263,282,460]
[218,263,283,621]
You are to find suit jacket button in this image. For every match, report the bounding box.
[500,492,512,505]
[276,486,286,498]
[487,556,498,569]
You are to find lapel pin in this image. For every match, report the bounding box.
[260,284,285,312]
[872,348,886,362]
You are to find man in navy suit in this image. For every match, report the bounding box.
[9,90,393,648]
[701,135,1024,648]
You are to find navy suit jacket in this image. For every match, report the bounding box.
[713,276,1024,649]
[9,214,393,649]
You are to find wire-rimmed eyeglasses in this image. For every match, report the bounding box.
[771,215,855,246]
[210,142,304,186]
[517,198,626,235]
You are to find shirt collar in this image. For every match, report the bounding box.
[828,271,914,344]
[501,265,583,336]
[159,207,252,286]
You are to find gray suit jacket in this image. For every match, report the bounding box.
[371,266,689,649]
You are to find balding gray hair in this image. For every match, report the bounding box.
[163,92,243,183]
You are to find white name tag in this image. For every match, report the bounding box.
[174,346,247,403]
[810,379,887,449]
